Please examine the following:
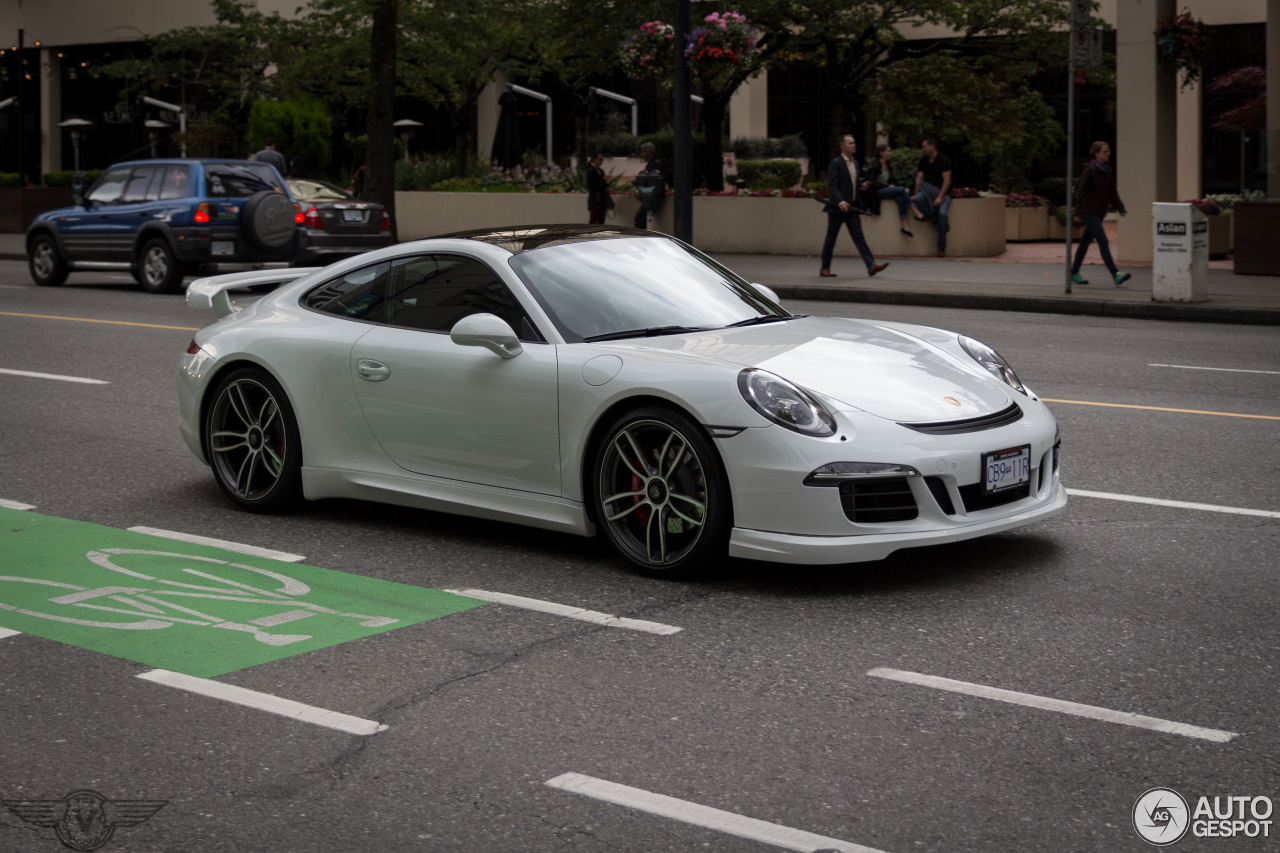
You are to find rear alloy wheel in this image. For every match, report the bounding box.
[137,238,185,294]
[29,234,68,287]
[593,407,730,578]
[205,368,302,512]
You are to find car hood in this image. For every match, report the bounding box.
[606,316,1012,422]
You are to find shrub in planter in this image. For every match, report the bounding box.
[737,159,802,190]
[1036,177,1069,208]
[0,172,22,188]
[41,170,104,187]
[730,135,807,160]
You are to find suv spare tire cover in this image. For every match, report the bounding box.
[242,190,296,249]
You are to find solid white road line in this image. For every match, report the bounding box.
[0,628,21,640]
[868,668,1237,743]
[0,367,109,384]
[1066,489,1280,520]
[127,527,305,562]
[546,772,887,853]
[136,669,387,736]
[0,499,35,510]
[1149,363,1280,376]
[445,589,681,635]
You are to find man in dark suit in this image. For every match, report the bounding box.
[820,133,888,278]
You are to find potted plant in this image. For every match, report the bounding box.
[1004,192,1049,241]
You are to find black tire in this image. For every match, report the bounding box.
[137,238,186,294]
[242,190,296,249]
[28,233,68,287]
[592,406,731,578]
[204,368,303,513]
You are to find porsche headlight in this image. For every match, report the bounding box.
[959,335,1025,394]
[738,369,835,436]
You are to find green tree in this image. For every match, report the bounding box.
[99,0,303,156]
[248,98,334,175]
[862,53,1063,189]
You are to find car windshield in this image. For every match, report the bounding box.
[507,236,786,343]
[288,179,352,202]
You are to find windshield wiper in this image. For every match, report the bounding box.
[582,325,712,342]
[724,314,794,328]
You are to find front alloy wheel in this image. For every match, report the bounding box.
[206,369,302,512]
[29,234,68,287]
[594,408,729,577]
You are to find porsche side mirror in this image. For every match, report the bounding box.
[450,312,523,359]
[751,283,781,305]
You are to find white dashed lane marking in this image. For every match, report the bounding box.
[445,589,681,635]
[0,367,109,384]
[546,772,888,853]
[868,668,1238,742]
[136,669,387,736]
[1066,489,1280,519]
[1149,363,1280,375]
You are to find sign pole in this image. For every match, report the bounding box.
[1065,52,1075,294]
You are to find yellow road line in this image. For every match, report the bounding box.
[1042,398,1280,421]
[0,311,198,332]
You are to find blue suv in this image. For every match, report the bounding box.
[27,159,306,293]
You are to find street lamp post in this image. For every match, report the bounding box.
[141,96,187,157]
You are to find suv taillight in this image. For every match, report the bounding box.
[302,207,323,229]
[193,202,215,224]
[380,209,390,231]
[294,202,305,224]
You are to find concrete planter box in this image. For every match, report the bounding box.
[1048,216,1084,240]
[396,191,1007,258]
[1005,205,1050,241]
[0,187,75,232]
[1207,211,1231,257]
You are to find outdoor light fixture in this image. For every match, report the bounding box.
[59,118,93,172]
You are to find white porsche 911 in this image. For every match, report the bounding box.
[177,225,1065,577]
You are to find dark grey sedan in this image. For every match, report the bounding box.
[286,177,394,265]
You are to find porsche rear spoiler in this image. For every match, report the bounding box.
[187,268,320,318]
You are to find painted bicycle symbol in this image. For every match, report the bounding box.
[0,549,398,646]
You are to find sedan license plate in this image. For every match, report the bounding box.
[212,240,235,256]
[342,209,365,222]
[982,445,1030,494]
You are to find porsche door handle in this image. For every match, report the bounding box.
[356,359,391,381]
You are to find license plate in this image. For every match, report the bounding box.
[982,445,1030,494]
[212,241,235,256]
[342,209,365,222]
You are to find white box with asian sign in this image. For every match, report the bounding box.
[1152,202,1208,303]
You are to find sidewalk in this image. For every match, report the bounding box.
[5,225,1278,325]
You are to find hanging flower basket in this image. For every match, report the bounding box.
[619,21,675,81]
[685,12,761,82]
[1156,11,1212,91]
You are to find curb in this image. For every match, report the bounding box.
[769,285,1280,326]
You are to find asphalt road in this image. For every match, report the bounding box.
[1,262,1277,853]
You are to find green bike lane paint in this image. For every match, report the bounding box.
[0,507,487,678]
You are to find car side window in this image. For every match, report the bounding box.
[85,167,132,206]
[302,262,393,323]
[157,166,191,200]
[121,166,163,204]
[385,254,540,341]
[205,164,282,197]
